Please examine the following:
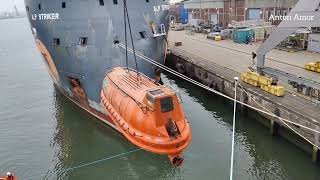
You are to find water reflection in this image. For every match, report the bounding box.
[38,72,320,180]
[50,87,178,180]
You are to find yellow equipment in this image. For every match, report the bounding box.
[240,70,285,97]
[214,36,222,41]
[305,61,320,73]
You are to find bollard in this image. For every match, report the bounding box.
[270,108,281,136]
[312,128,320,163]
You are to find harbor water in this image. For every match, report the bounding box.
[1,18,320,180]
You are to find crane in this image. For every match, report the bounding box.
[256,0,320,92]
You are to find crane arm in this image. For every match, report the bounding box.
[256,0,320,72]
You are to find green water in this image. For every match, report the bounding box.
[1,18,320,180]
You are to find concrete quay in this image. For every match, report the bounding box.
[166,30,320,163]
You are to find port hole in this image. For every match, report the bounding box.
[113,40,119,44]
[113,0,118,5]
[139,31,147,39]
[99,0,104,6]
[62,2,66,8]
[53,38,60,46]
[79,37,88,46]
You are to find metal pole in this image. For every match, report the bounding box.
[229,77,238,180]
[200,0,202,19]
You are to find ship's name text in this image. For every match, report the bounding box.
[153,5,170,12]
[32,13,60,21]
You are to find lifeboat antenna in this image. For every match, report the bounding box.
[123,0,141,84]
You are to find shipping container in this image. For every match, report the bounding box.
[308,34,320,53]
[234,28,254,44]
[179,4,188,24]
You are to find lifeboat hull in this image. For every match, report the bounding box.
[101,67,191,166]
[0,176,17,180]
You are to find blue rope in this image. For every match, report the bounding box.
[65,148,142,172]
[23,148,142,180]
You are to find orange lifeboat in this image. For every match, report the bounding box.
[101,67,191,166]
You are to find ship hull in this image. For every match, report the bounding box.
[24,0,170,131]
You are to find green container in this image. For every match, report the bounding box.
[234,28,253,44]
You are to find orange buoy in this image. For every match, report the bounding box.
[0,172,17,180]
[101,67,191,166]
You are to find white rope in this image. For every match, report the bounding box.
[238,83,320,150]
[118,43,320,147]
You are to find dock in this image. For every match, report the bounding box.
[167,30,320,163]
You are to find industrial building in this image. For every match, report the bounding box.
[172,0,298,27]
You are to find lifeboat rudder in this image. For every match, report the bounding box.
[100,67,191,166]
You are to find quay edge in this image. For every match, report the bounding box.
[166,47,320,164]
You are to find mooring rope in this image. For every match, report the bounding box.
[238,83,320,150]
[117,43,320,137]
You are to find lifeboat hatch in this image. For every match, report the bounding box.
[166,119,181,138]
[145,89,165,110]
[68,77,87,100]
[145,89,175,113]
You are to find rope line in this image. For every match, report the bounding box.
[123,0,139,76]
[23,148,142,180]
[123,0,128,69]
[66,148,142,171]
[238,83,320,150]
[118,43,320,144]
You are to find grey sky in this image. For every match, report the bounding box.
[0,0,25,12]
[0,0,182,12]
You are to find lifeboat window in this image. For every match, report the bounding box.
[79,37,88,46]
[62,2,66,8]
[54,38,60,46]
[38,3,41,10]
[113,0,118,5]
[146,0,149,2]
[99,0,105,6]
[160,97,174,113]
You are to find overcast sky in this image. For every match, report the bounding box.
[0,0,182,12]
[0,0,25,12]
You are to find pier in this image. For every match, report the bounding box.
[167,30,320,163]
